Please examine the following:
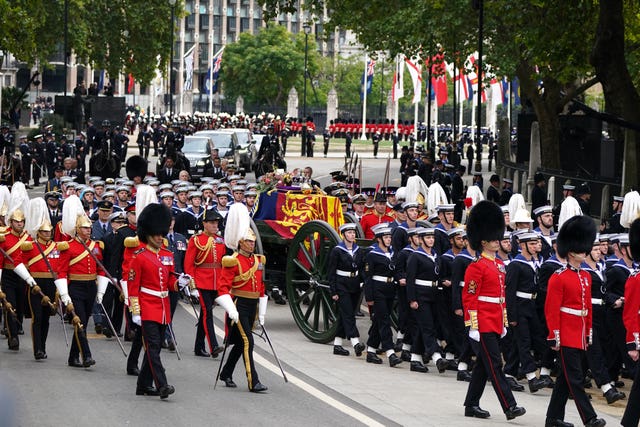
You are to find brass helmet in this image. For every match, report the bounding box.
[5,182,29,224]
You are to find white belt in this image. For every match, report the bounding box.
[560,307,588,317]
[516,291,536,300]
[415,279,436,287]
[478,296,504,304]
[591,298,603,306]
[336,269,359,278]
[372,275,394,283]
[140,287,169,298]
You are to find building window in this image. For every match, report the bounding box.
[227,17,236,30]
[186,14,195,30]
[240,17,250,32]
[253,8,261,19]
[200,15,209,30]
[213,0,221,13]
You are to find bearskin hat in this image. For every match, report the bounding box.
[126,155,148,181]
[629,218,640,261]
[137,203,171,243]
[466,201,505,251]
[556,215,596,258]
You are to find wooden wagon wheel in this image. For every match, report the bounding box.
[285,220,341,343]
[342,212,365,239]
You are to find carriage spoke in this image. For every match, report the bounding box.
[320,291,338,324]
[293,286,314,304]
[303,292,318,322]
[293,258,312,278]
[312,292,321,331]
[297,242,315,271]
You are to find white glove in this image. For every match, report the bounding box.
[190,289,200,298]
[14,263,35,287]
[177,273,192,290]
[96,275,110,304]
[258,296,268,326]
[215,293,239,322]
[132,314,142,326]
[121,280,129,306]
[501,327,508,338]
[54,278,71,306]
[469,329,480,342]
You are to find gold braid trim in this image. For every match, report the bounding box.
[193,235,214,266]
[129,297,141,315]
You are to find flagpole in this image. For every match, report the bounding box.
[393,55,399,136]
[360,53,368,140]
[459,76,464,136]
[208,31,214,114]
[178,22,185,114]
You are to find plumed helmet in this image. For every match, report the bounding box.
[137,203,172,243]
[466,201,505,251]
[62,195,91,236]
[26,198,53,239]
[556,215,596,258]
[629,218,640,261]
[126,155,148,181]
[558,196,583,230]
[405,176,429,207]
[466,185,484,207]
[135,185,158,222]
[508,193,526,229]
[0,185,11,217]
[224,203,253,250]
[620,191,640,229]
[6,182,30,223]
[426,182,448,216]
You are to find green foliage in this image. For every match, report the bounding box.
[1,87,29,116]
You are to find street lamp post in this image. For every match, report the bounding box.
[169,0,176,117]
[474,0,484,172]
[302,23,311,157]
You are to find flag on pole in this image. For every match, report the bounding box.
[360,58,376,100]
[501,77,510,107]
[183,44,196,91]
[392,54,405,102]
[429,53,448,107]
[405,56,422,104]
[127,74,135,94]
[512,77,521,106]
[446,62,472,101]
[204,47,224,95]
[98,70,105,92]
[466,52,486,103]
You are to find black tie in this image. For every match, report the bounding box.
[103,224,107,233]
[169,234,175,247]
[167,169,172,176]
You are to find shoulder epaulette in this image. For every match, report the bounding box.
[257,254,266,264]
[21,241,33,251]
[124,236,139,248]
[0,233,5,243]
[554,266,567,275]
[163,238,168,248]
[222,255,238,268]
[56,241,70,251]
[98,240,104,250]
[134,247,146,255]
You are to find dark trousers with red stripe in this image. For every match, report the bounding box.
[28,278,56,356]
[138,320,168,390]
[464,332,517,412]
[546,346,597,424]
[622,357,640,427]
[195,289,219,352]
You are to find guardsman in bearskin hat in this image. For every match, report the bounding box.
[128,202,185,399]
[185,208,226,358]
[216,203,267,392]
[462,201,525,421]
[622,217,640,426]
[327,223,366,358]
[22,198,64,360]
[1,182,38,350]
[56,195,110,368]
[545,215,606,427]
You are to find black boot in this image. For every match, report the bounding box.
[465,406,490,419]
[504,406,526,420]
[353,343,365,357]
[366,352,382,364]
[457,370,472,382]
[410,361,428,373]
[604,387,625,404]
[388,353,402,367]
[333,345,350,356]
[528,377,547,393]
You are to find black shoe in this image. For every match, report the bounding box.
[68,358,83,368]
[394,339,403,352]
[127,367,140,376]
[505,406,526,420]
[529,377,547,393]
[614,380,625,388]
[465,406,490,419]
[159,384,175,399]
[545,418,574,427]
[366,352,382,364]
[219,375,237,388]
[167,340,176,352]
[388,353,402,367]
[211,346,224,358]
[83,357,96,367]
[34,351,47,360]
[95,324,103,334]
[401,350,411,362]
[136,386,160,396]
[251,383,268,393]
[8,337,19,350]
[584,418,606,427]
[436,358,448,374]
[194,349,211,357]
[457,370,472,382]
[446,359,459,371]
[410,361,428,373]
[333,345,350,356]
[103,327,113,338]
[161,339,168,349]
[604,387,625,404]
[540,374,555,388]
[354,343,365,357]
[507,376,525,392]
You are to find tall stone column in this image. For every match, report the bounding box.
[288,87,299,119]
[326,87,338,124]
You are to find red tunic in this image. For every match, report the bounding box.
[623,271,640,351]
[218,252,266,300]
[53,222,71,242]
[360,212,394,240]
[184,233,226,291]
[122,236,144,281]
[23,239,64,278]
[57,238,105,281]
[545,266,593,350]
[463,254,508,334]
[127,245,177,324]
[1,230,30,269]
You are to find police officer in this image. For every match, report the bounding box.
[363,224,402,367]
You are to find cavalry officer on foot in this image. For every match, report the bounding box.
[185,209,226,358]
[327,223,366,357]
[23,198,64,360]
[462,201,525,421]
[216,203,268,392]
[622,218,640,427]
[128,202,185,399]
[363,224,402,367]
[56,195,110,368]
[545,215,606,427]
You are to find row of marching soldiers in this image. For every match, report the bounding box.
[327,181,640,426]
[0,180,271,398]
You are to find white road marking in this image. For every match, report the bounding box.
[181,302,384,427]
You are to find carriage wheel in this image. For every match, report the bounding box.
[286,220,341,343]
[342,212,365,239]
